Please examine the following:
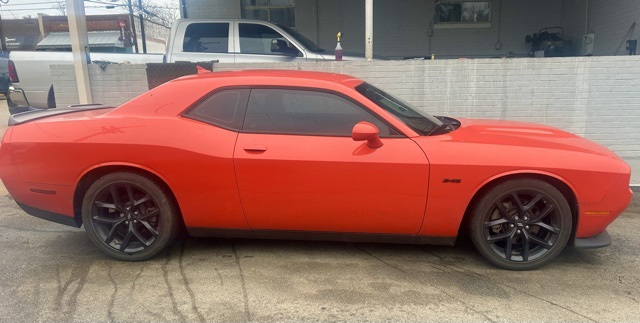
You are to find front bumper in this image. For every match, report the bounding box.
[573,231,611,249]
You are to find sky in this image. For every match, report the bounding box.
[0,0,179,19]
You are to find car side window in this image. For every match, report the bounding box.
[243,89,400,137]
[183,23,229,53]
[239,23,300,56]
[184,89,249,131]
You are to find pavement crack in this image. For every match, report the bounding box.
[433,257,599,323]
[162,248,188,323]
[354,244,410,274]
[55,267,63,311]
[232,241,252,322]
[53,263,90,321]
[179,242,206,323]
[107,264,117,323]
[358,245,496,323]
[215,268,224,285]
[130,263,147,292]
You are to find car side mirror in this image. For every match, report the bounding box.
[352,121,383,149]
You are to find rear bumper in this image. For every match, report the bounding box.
[15,201,81,228]
[9,86,29,107]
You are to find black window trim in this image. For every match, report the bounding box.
[181,85,406,138]
[181,87,250,132]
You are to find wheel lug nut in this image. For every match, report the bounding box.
[133,220,138,223]
[514,216,519,220]
[524,217,529,221]
[509,224,515,228]
[517,230,521,234]
[525,226,530,230]
[120,213,124,217]
[125,221,129,224]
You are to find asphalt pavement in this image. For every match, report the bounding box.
[0,99,639,322]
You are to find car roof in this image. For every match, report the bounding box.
[177,69,364,87]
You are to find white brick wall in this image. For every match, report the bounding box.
[51,64,149,108]
[50,57,640,183]
[214,57,640,182]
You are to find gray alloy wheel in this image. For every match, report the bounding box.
[82,172,179,261]
[469,179,572,270]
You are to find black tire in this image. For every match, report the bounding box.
[469,179,572,270]
[81,172,180,261]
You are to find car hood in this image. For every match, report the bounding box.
[439,118,619,159]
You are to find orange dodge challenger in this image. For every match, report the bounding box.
[0,70,632,270]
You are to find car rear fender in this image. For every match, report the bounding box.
[73,162,180,225]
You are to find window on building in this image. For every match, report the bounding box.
[182,23,229,53]
[241,0,296,28]
[184,89,250,131]
[435,1,491,29]
[243,89,399,137]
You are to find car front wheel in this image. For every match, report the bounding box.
[469,179,572,270]
[81,172,179,261]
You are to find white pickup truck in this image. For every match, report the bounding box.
[9,19,351,111]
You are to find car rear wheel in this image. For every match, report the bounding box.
[469,179,572,270]
[81,172,179,261]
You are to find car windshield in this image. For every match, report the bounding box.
[276,23,325,53]
[355,83,443,136]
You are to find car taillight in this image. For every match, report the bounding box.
[8,60,19,83]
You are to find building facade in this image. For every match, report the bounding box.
[181,0,639,59]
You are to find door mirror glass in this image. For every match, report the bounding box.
[352,121,383,149]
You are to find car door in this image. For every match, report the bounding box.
[233,88,430,234]
[234,22,306,62]
[170,21,236,63]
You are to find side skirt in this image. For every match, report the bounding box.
[187,227,456,246]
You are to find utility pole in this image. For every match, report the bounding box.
[138,0,146,53]
[365,0,373,60]
[66,0,93,104]
[127,0,139,53]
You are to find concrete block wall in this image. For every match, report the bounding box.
[51,64,150,108]
[213,57,640,181]
[49,56,640,182]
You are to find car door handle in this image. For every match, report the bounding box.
[243,145,267,152]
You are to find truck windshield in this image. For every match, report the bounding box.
[276,23,325,53]
[355,82,444,136]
